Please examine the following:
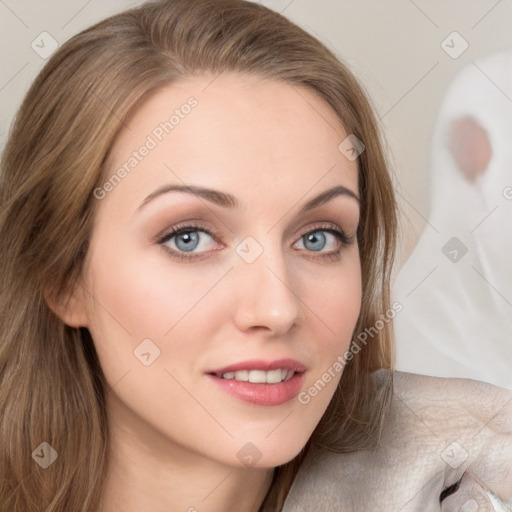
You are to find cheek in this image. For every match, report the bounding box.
[306,251,362,348]
[296,251,362,409]
[309,269,361,334]
[82,238,234,378]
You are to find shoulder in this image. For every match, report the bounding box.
[375,370,512,495]
[388,368,512,403]
[372,367,512,399]
[370,369,512,440]
[282,370,512,511]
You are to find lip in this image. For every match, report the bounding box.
[206,358,308,406]
[207,358,307,376]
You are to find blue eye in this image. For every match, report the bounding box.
[170,230,201,252]
[294,227,352,262]
[300,230,333,252]
[158,224,217,258]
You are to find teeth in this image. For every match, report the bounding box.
[220,369,296,383]
[248,370,267,383]
[263,369,281,384]
[234,370,249,381]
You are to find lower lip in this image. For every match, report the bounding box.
[207,372,306,406]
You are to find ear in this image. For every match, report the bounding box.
[448,115,492,182]
[44,278,89,328]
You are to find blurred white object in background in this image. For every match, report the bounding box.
[392,49,512,390]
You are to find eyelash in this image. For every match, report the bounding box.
[157,221,355,263]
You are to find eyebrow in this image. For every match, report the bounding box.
[136,183,360,214]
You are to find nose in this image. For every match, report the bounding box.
[232,239,302,336]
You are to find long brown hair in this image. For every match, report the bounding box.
[0,1,396,510]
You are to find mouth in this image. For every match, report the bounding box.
[206,358,307,406]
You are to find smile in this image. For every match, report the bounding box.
[217,369,295,383]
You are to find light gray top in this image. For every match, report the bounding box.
[282,369,512,511]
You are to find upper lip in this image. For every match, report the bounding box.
[207,358,307,376]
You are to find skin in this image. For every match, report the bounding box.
[59,72,362,512]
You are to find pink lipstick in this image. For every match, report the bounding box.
[206,358,307,406]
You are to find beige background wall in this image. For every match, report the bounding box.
[1,0,511,272]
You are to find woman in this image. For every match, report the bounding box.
[0,1,510,511]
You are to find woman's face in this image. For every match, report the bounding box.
[76,72,361,469]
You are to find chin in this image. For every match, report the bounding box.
[225,433,311,470]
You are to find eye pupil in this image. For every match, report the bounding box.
[176,231,199,252]
[304,231,326,252]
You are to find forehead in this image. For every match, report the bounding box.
[102,72,359,212]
